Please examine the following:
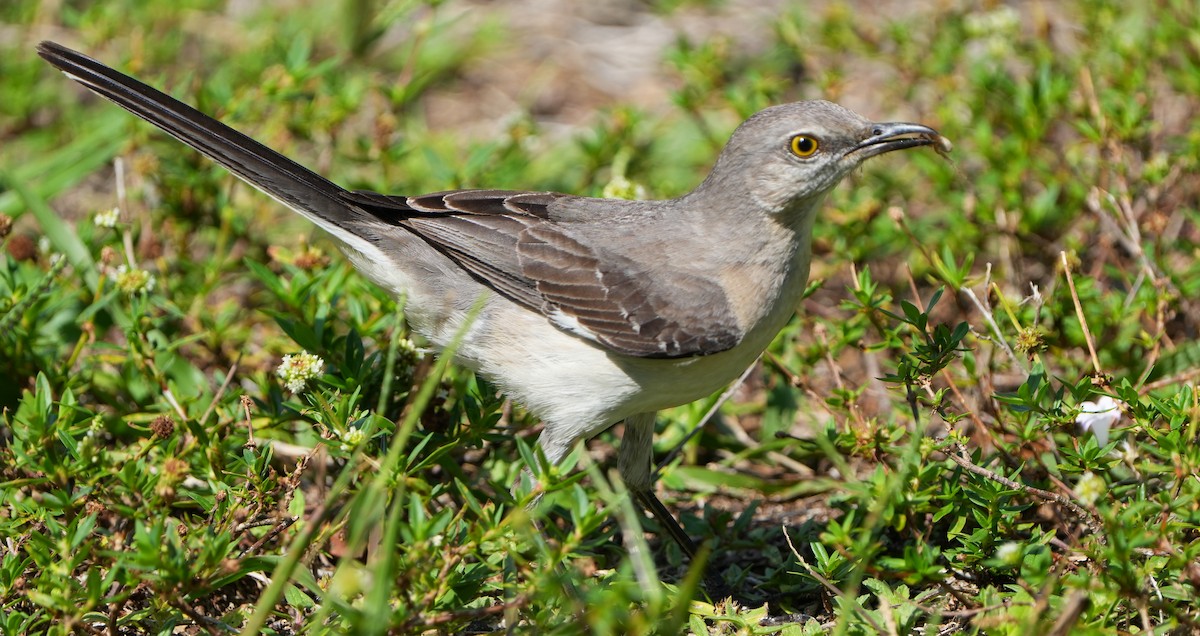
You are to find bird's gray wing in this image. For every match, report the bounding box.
[341,189,744,358]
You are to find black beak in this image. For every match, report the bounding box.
[852,122,942,159]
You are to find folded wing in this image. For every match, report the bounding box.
[342,189,744,358]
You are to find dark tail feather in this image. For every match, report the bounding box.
[37,41,360,230]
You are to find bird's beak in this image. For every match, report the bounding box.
[852,122,943,159]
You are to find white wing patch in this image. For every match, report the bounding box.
[548,309,602,344]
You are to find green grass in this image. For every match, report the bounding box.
[3,0,1200,633]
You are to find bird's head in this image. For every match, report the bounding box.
[695,100,944,218]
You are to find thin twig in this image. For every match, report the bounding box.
[959,264,1027,373]
[198,356,241,428]
[719,415,814,478]
[939,368,993,445]
[161,388,189,423]
[783,526,886,634]
[1060,252,1102,376]
[105,580,127,636]
[1141,368,1200,393]
[240,394,256,448]
[400,590,536,631]
[1046,589,1089,636]
[237,516,298,559]
[172,596,235,634]
[947,443,1105,542]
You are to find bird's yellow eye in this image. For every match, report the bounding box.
[789,134,820,157]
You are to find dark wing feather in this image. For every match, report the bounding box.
[409,213,545,310]
[340,189,743,358]
[341,189,545,308]
[343,189,555,217]
[519,225,742,357]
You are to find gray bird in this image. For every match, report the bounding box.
[37,41,943,557]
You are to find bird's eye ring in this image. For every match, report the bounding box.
[789,134,820,158]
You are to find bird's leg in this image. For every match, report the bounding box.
[619,411,700,558]
[524,415,701,558]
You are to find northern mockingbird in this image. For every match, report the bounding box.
[38,41,943,556]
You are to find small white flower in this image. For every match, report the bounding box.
[1075,471,1105,506]
[1119,440,1139,466]
[277,351,325,393]
[338,427,365,451]
[963,7,1019,64]
[94,207,121,228]
[964,6,1019,37]
[1025,283,1042,306]
[109,264,157,295]
[995,542,1021,566]
[397,338,419,354]
[601,175,647,201]
[38,236,52,254]
[1076,395,1122,446]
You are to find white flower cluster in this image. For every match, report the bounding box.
[964,6,1020,61]
[94,207,121,228]
[601,175,647,201]
[1075,471,1105,506]
[109,264,157,295]
[338,427,365,452]
[277,351,325,393]
[964,6,1019,38]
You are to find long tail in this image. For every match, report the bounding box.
[37,41,367,240]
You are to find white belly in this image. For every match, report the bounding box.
[463,257,808,448]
